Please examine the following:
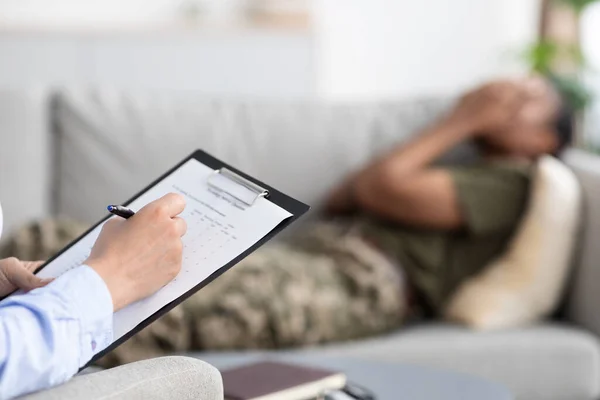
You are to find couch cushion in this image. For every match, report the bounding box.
[194,323,600,400]
[51,89,464,223]
[445,157,582,330]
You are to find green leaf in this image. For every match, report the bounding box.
[548,74,594,111]
[565,44,587,68]
[522,42,559,74]
[521,42,588,73]
[553,0,600,13]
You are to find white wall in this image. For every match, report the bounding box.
[313,0,541,101]
[0,1,315,98]
[0,0,257,26]
[0,0,542,100]
[0,0,180,26]
[0,30,315,97]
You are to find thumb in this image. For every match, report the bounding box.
[6,263,53,292]
[23,261,46,273]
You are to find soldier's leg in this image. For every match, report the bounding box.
[184,220,409,349]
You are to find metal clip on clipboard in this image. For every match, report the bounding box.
[207,168,269,206]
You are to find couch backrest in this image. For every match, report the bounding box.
[0,89,50,236]
[51,89,465,223]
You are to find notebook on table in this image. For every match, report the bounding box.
[222,361,347,400]
[10,150,309,368]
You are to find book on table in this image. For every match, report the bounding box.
[222,361,347,400]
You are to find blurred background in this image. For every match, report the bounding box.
[0,0,595,101]
[0,0,538,96]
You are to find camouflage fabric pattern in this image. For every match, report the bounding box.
[0,218,408,368]
[0,218,89,261]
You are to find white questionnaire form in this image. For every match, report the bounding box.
[36,159,292,340]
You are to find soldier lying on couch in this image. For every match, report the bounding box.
[0,76,573,367]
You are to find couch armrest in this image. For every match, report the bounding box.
[563,148,600,336]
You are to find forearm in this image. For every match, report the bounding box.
[355,168,462,229]
[357,117,474,183]
[327,118,473,216]
[0,265,113,399]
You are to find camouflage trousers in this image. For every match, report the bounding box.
[0,218,409,368]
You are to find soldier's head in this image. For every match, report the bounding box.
[478,76,572,159]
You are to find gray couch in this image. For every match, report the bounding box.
[2,88,600,400]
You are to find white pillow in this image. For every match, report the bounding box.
[444,156,581,330]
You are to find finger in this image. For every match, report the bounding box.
[24,261,45,273]
[498,87,523,114]
[5,263,53,292]
[30,278,54,290]
[102,217,123,234]
[521,75,548,98]
[172,217,188,237]
[162,193,187,217]
[153,193,187,218]
[497,83,518,102]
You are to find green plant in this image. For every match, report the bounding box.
[555,0,600,13]
[523,0,599,112]
[523,41,585,74]
[523,41,558,75]
[549,73,593,111]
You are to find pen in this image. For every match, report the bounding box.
[107,205,136,219]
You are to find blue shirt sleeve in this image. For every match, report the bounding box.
[0,265,113,399]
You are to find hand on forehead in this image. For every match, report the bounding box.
[482,76,560,127]
[515,76,561,125]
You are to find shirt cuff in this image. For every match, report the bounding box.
[53,265,114,367]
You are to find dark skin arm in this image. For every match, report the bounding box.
[326,82,523,230]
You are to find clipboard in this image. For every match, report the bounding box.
[28,149,310,369]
